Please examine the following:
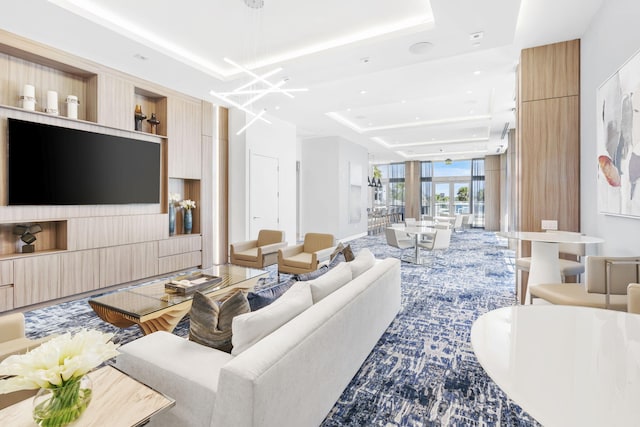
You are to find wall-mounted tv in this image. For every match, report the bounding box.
[7,118,161,205]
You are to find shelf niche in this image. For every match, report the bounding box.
[0,220,67,259]
[168,178,201,236]
[134,87,167,136]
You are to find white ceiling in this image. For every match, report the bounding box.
[1,0,604,163]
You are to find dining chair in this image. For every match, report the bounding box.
[529,256,640,310]
[418,228,452,264]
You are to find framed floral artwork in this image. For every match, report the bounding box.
[597,47,640,217]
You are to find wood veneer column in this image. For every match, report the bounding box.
[404,161,421,221]
[516,39,581,302]
[484,155,501,231]
[217,107,229,265]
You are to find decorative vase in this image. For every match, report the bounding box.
[184,209,192,234]
[32,375,93,427]
[169,204,176,236]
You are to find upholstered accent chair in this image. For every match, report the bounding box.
[529,256,640,310]
[230,229,287,269]
[277,233,335,279]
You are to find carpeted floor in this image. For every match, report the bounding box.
[22,229,540,426]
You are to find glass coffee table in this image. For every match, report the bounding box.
[89,264,268,335]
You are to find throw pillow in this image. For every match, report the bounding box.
[246,280,295,311]
[350,248,376,278]
[188,290,250,353]
[329,242,345,261]
[231,282,313,356]
[307,261,352,303]
[342,244,355,262]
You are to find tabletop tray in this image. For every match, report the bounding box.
[164,273,223,295]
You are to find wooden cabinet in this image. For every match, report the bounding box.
[100,242,158,288]
[0,260,13,311]
[168,97,202,179]
[13,255,61,307]
[60,250,100,297]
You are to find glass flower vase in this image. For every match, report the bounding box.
[184,209,193,234]
[32,375,93,427]
[169,204,176,236]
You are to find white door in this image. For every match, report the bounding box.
[249,153,279,239]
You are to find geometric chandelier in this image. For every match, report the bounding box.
[209,58,308,135]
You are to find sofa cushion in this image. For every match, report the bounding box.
[231,282,313,355]
[295,251,346,281]
[233,247,260,261]
[246,280,295,311]
[189,290,250,353]
[342,244,355,262]
[350,248,376,278]
[308,261,353,303]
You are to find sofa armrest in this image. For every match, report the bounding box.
[116,331,233,427]
[231,239,258,254]
[279,243,304,258]
[0,313,26,342]
[259,241,288,256]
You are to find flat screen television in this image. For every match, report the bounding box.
[7,118,161,205]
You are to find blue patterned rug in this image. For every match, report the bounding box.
[22,229,540,426]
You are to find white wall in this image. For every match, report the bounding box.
[300,136,368,242]
[581,0,640,255]
[228,110,297,247]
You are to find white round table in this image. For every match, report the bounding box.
[471,305,640,427]
[497,231,604,303]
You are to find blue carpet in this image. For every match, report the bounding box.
[22,229,540,426]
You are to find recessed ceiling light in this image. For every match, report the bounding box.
[469,110,474,114]
[473,70,481,75]
[466,90,473,94]
[409,41,434,55]
[360,90,368,95]
[133,53,148,61]
[346,108,352,112]
[415,117,420,120]
[401,100,406,104]
[368,122,373,126]
[469,31,484,41]
[274,106,281,110]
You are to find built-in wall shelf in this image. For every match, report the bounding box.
[168,178,201,235]
[0,220,67,258]
[134,87,167,136]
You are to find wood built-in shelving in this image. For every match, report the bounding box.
[0,220,67,259]
[168,178,201,236]
[0,29,208,312]
[134,87,167,136]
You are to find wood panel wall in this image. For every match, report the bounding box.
[484,155,501,231]
[515,39,581,301]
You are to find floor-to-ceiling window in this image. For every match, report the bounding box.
[420,161,433,217]
[419,159,485,228]
[470,159,485,228]
[377,163,405,217]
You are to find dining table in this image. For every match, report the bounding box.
[471,305,640,426]
[402,226,437,264]
[497,231,604,303]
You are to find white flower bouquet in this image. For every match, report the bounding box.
[169,192,181,205]
[0,329,120,426]
[180,199,196,210]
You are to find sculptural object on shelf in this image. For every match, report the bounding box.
[134,104,147,131]
[147,112,160,135]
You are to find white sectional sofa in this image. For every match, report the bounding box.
[115,254,401,427]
